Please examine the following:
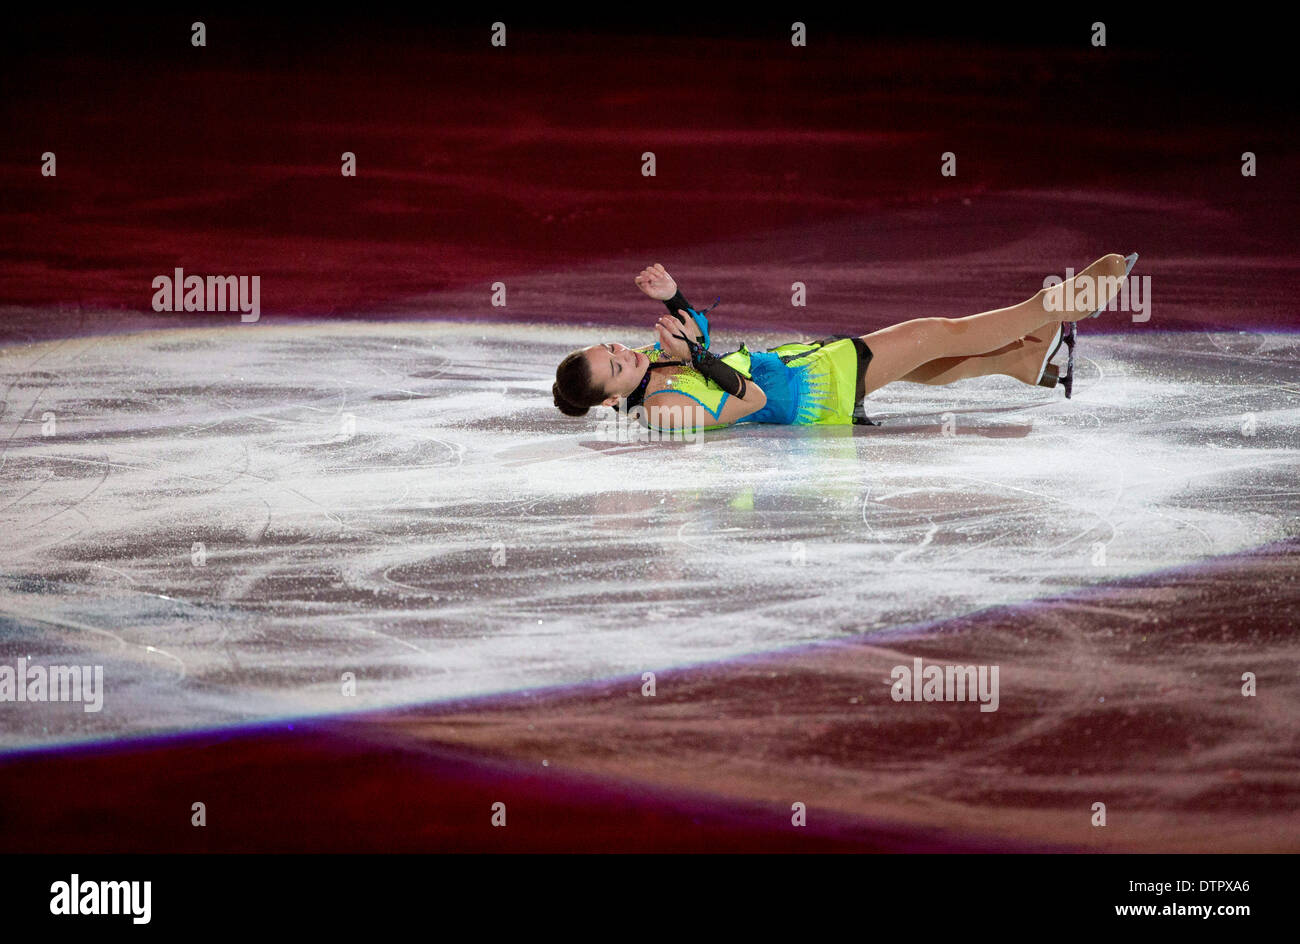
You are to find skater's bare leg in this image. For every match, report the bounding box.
[860,254,1125,396]
[900,331,1056,386]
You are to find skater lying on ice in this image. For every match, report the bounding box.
[552,255,1138,433]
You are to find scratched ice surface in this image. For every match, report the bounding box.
[1,319,1297,748]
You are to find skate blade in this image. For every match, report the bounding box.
[1061,322,1077,398]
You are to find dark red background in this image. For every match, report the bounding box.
[2,11,1296,342]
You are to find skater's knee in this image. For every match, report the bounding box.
[874,316,975,362]
[906,316,953,333]
[930,316,971,343]
[886,317,954,351]
[909,316,978,358]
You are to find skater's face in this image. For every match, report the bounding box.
[584,342,648,406]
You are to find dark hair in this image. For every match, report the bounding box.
[552,349,605,417]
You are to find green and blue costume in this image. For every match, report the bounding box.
[627,290,875,431]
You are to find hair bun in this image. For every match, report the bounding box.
[552,381,590,417]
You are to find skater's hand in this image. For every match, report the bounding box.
[654,314,693,360]
[634,263,677,302]
[667,307,702,342]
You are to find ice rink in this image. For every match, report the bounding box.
[3,318,1296,750]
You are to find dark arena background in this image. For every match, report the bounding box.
[1,5,1296,924]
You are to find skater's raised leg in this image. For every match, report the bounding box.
[860,254,1127,396]
[899,330,1060,386]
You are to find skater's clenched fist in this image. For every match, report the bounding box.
[634,263,676,301]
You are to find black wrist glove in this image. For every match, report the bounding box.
[663,289,692,318]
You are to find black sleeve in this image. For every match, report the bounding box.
[662,289,693,319]
[673,332,749,398]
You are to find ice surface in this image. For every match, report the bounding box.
[1,319,1297,748]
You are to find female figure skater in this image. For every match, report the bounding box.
[552,255,1138,432]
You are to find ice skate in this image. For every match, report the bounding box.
[1035,323,1065,387]
[1085,252,1139,320]
[1036,322,1077,397]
